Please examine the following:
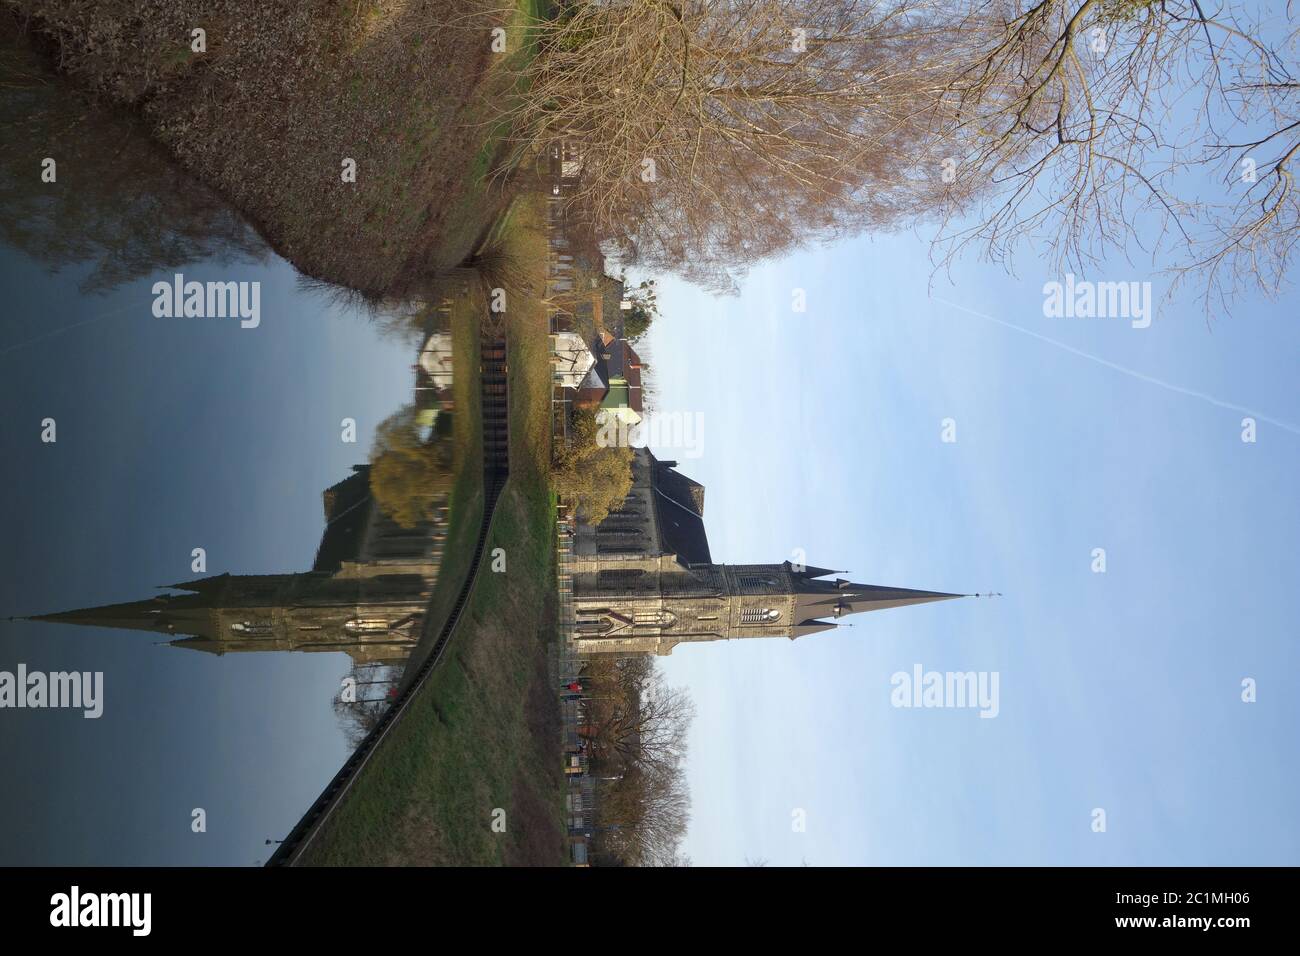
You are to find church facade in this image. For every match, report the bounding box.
[566,449,963,656]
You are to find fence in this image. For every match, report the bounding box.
[543,146,605,864]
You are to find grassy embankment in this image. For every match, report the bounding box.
[14,0,546,296]
[300,193,562,866]
[400,294,484,678]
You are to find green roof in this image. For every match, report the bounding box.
[600,381,629,408]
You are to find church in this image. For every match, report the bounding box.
[28,465,443,665]
[565,448,965,656]
[30,454,965,661]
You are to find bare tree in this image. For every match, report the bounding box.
[513,0,1299,310]
[598,761,693,864]
[332,660,405,749]
[510,0,970,292]
[584,656,694,779]
[926,0,1300,315]
[580,656,695,865]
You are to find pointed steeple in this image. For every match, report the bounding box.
[167,636,226,655]
[789,619,840,638]
[781,560,841,579]
[28,596,194,634]
[160,573,232,594]
[788,574,966,637]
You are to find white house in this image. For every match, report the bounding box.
[419,332,454,390]
[550,331,596,389]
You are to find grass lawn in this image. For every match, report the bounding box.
[297,191,562,866]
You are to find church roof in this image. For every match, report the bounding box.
[654,458,705,514]
[322,466,370,523]
[649,453,711,565]
[314,466,374,572]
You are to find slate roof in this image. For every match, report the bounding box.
[649,453,711,565]
[313,466,374,572]
[578,364,605,392]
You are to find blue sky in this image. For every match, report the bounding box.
[639,231,1300,866]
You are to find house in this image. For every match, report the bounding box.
[574,331,643,426]
[550,331,597,389]
[418,331,454,390]
[415,331,455,431]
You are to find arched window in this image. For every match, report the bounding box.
[739,608,781,625]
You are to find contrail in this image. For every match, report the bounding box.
[0,301,138,358]
[932,296,1300,437]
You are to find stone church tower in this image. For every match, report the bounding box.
[567,450,964,656]
[29,466,447,665]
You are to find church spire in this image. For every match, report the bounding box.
[788,572,966,638]
[26,596,192,634]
